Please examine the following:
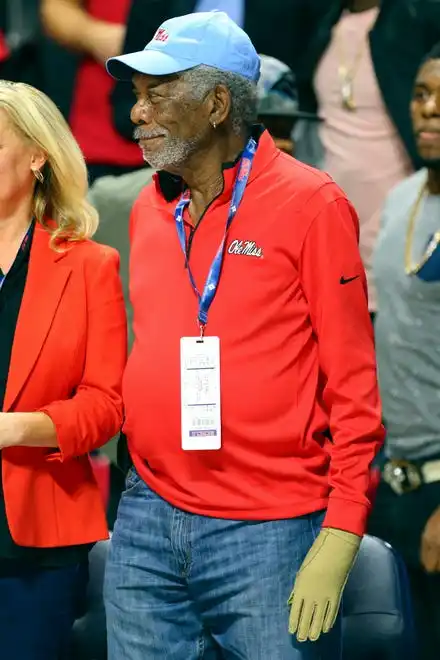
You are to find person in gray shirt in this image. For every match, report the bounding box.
[368,43,440,660]
[89,168,154,352]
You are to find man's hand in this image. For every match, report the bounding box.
[288,528,361,642]
[421,506,440,573]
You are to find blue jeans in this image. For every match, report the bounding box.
[0,562,88,659]
[104,468,342,660]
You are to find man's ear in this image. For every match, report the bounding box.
[209,84,232,128]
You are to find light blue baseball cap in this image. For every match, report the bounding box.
[106,11,260,82]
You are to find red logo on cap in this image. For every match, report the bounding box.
[154,28,169,43]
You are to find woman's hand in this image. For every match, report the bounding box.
[0,412,57,450]
[89,21,126,65]
[0,412,22,449]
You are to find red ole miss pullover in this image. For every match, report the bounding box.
[124,129,385,536]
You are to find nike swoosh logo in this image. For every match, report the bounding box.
[340,275,360,285]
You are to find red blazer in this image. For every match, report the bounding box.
[2,224,127,548]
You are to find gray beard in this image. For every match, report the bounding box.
[140,133,204,171]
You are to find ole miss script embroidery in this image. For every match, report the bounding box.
[228,239,263,258]
[153,28,169,43]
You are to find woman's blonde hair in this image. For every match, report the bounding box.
[0,80,98,245]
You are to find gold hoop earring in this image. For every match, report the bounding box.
[33,169,44,184]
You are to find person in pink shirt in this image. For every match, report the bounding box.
[297,0,440,317]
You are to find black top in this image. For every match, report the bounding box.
[0,222,90,573]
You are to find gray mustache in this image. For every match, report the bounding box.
[133,127,167,141]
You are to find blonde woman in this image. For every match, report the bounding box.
[0,81,127,658]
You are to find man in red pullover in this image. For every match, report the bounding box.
[104,11,385,660]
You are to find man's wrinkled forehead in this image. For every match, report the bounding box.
[132,71,183,92]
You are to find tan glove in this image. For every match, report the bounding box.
[288,528,361,642]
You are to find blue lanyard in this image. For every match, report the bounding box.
[174,137,257,334]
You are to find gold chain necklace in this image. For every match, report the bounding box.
[335,15,374,112]
[404,179,440,275]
